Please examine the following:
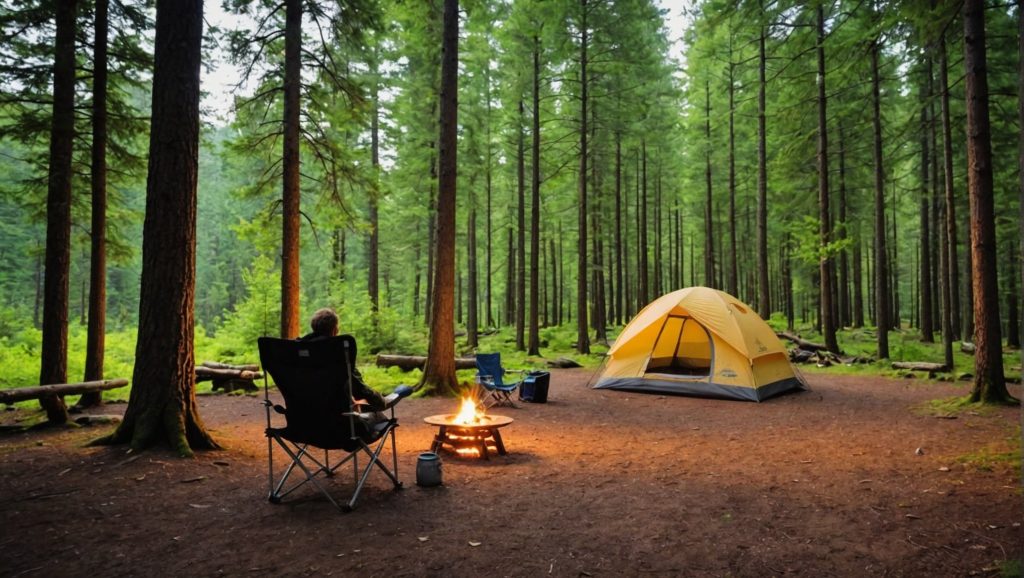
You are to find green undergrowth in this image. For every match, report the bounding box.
[2,315,1020,405]
[955,445,1021,472]
[918,395,1002,417]
[770,316,1020,382]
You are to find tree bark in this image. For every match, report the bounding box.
[756,0,770,317]
[528,35,542,356]
[838,122,850,328]
[38,0,78,424]
[80,0,109,409]
[484,65,494,328]
[516,98,526,350]
[817,4,838,354]
[870,33,890,359]
[639,142,649,304]
[939,31,961,340]
[368,54,381,313]
[466,178,478,348]
[727,52,738,297]
[704,78,715,289]
[918,54,934,342]
[1019,0,1024,361]
[94,0,217,454]
[420,0,460,396]
[575,0,590,355]
[614,131,623,326]
[279,0,302,339]
[962,0,1013,404]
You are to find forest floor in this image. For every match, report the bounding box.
[0,370,1021,577]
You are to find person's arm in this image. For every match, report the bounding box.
[350,366,386,410]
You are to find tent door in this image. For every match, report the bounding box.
[642,315,714,380]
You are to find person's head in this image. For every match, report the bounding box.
[309,308,339,337]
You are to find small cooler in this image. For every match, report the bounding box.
[519,370,550,403]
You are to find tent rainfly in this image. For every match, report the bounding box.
[593,287,804,401]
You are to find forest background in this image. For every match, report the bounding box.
[0,0,1021,406]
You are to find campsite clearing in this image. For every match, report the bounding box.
[1,369,1020,576]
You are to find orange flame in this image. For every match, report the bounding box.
[453,396,483,425]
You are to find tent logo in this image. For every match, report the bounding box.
[719,368,737,378]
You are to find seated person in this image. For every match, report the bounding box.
[300,308,387,413]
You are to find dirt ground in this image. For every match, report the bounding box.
[1,369,1021,577]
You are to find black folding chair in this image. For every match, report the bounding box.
[258,335,412,512]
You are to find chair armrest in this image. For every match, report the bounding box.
[383,385,414,409]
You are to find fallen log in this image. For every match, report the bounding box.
[790,349,816,364]
[376,354,477,372]
[0,379,129,405]
[546,357,582,368]
[200,361,259,372]
[776,332,827,352]
[194,367,261,382]
[892,362,948,372]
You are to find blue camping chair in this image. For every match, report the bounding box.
[475,353,524,408]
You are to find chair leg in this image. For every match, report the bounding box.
[267,426,403,512]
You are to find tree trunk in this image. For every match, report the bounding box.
[94,0,217,454]
[505,221,514,326]
[614,131,623,326]
[918,55,934,342]
[279,0,302,339]
[466,180,478,349]
[704,79,715,289]
[853,234,864,327]
[38,0,78,424]
[420,0,460,396]
[1006,238,1019,348]
[817,4,838,354]
[963,209,975,340]
[939,32,961,340]
[727,55,738,297]
[575,0,590,355]
[838,122,850,328]
[1019,0,1024,361]
[368,56,381,313]
[756,1,770,317]
[484,67,494,329]
[516,99,526,350]
[528,35,542,356]
[639,141,649,304]
[79,0,109,409]
[590,103,606,345]
[962,0,1013,404]
[870,34,889,360]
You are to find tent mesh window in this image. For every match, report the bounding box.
[645,315,713,377]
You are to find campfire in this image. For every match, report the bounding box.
[423,395,514,459]
[453,396,485,426]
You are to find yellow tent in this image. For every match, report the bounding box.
[593,287,803,401]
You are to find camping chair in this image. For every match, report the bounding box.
[475,352,523,408]
[258,335,413,512]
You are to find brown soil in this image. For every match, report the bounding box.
[1,370,1021,577]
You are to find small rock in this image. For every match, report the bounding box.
[468,541,482,547]
[915,448,925,456]
[938,466,950,472]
